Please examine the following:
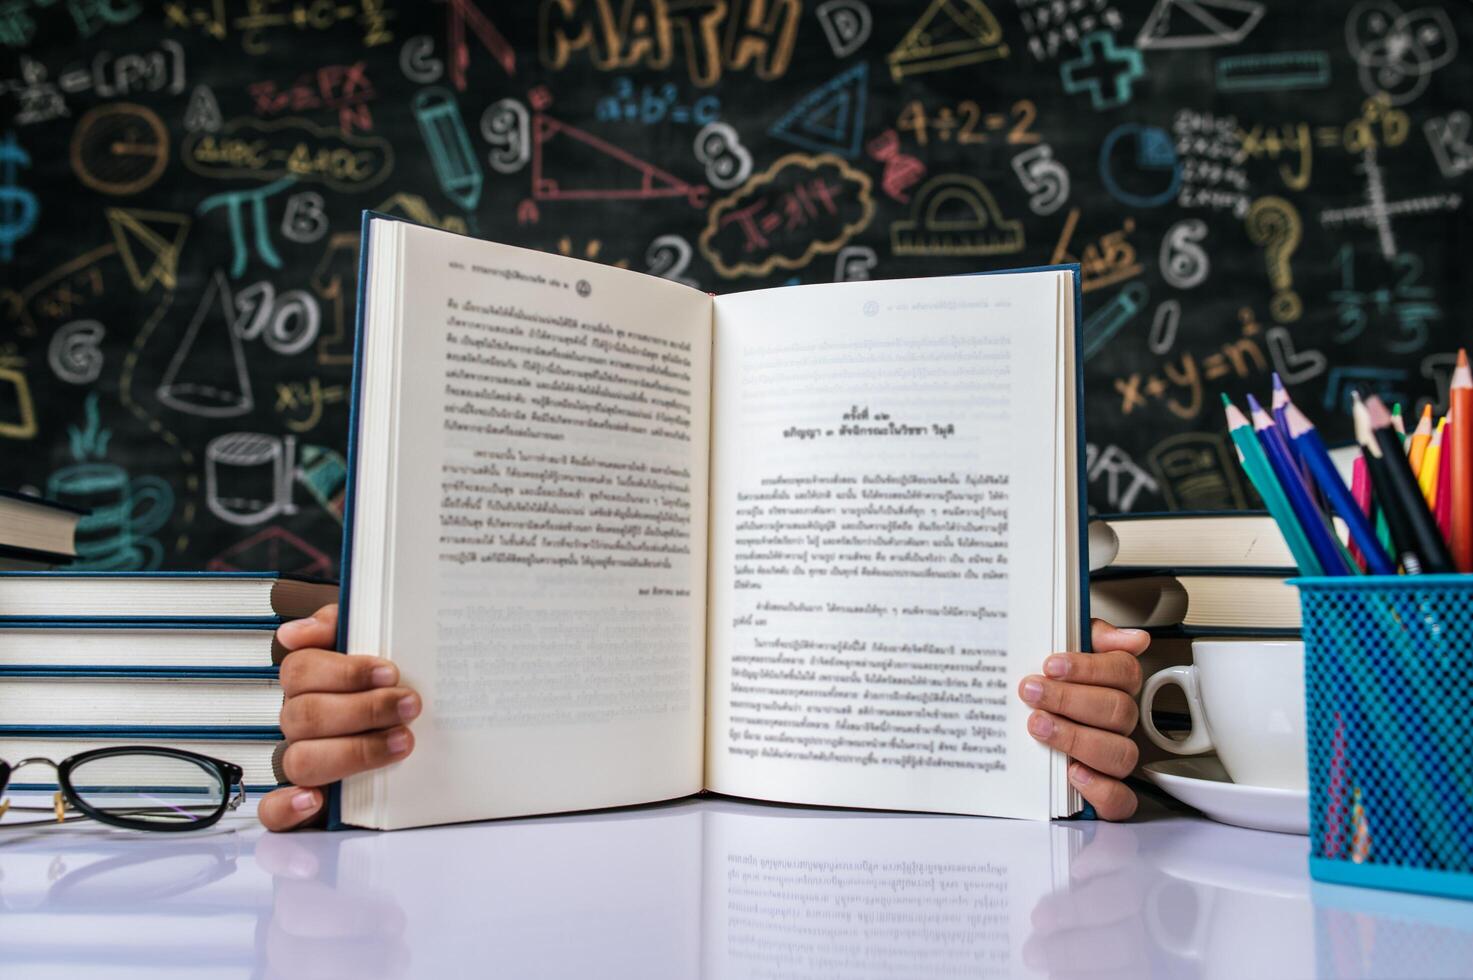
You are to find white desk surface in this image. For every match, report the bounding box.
[1,792,1469,979]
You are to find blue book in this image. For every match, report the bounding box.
[0,620,284,671]
[0,671,282,729]
[329,212,1089,830]
[0,487,89,566]
[0,571,336,623]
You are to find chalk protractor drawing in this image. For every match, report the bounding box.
[1136,0,1265,50]
[887,0,1008,82]
[769,62,869,159]
[890,175,1024,256]
[530,112,707,206]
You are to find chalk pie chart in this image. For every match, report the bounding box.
[1100,123,1181,208]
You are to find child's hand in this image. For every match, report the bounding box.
[258,604,420,831]
[1018,619,1149,821]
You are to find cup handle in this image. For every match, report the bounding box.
[1139,665,1214,755]
[127,476,175,537]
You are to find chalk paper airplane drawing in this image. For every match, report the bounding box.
[769,62,868,159]
[106,208,190,293]
[530,112,707,207]
[887,0,1008,82]
[1136,0,1264,50]
[890,174,1023,257]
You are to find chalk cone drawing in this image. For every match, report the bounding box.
[158,269,253,418]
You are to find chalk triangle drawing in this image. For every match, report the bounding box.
[1135,0,1264,50]
[769,62,868,158]
[887,0,1007,81]
[106,208,190,292]
[531,112,707,206]
[157,269,253,418]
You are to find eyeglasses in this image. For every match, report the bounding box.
[0,747,245,832]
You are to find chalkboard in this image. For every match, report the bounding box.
[2,1,1470,575]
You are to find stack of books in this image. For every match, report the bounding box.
[0,558,336,791]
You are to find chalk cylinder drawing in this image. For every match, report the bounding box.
[205,432,298,526]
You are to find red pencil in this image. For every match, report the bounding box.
[1453,350,1472,571]
[1349,456,1371,571]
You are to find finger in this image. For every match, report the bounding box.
[258,785,325,832]
[1020,676,1139,734]
[280,648,399,697]
[276,604,340,652]
[280,727,415,786]
[1090,619,1151,656]
[1041,649,1144,694]
[280,689,421,741]
[1027,710,1140,778]
[1069,762,1139,821]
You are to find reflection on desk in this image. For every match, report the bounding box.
[1,795,1470,979]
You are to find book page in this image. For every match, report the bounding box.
[706,273,1068,819]
[701,805,1077,979]
[345,221,713,828]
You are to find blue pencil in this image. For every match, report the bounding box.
[1273,373,1317,498]
[1283,402,1396,574]
[1247,394,1352,575]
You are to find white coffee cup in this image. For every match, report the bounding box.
[1139,640,1307,790]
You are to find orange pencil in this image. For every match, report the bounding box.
[1407,404,1433,474]
[1453,350,1472,571]
[1419,417,1445,509]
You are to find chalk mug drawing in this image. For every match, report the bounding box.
[47,463,173,570]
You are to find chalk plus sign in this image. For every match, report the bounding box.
[1060,32,1144,111]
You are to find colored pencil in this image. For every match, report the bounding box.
[1391,403,1406,440]
[1407,404,1433,474]
[1271,372,1312,484]
[1223,394,1322,575]
[1452,349,1472,571]
[1248,393,1349,575]
[1349,456,1371,571]
[1437,416,1454,540]
[1286,402,1395,575]
[1358,395,1454,574]
[1420,416,1446,508]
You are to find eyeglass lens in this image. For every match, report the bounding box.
[67,754,227,826]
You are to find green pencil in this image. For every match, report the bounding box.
[1223,394,1324,575]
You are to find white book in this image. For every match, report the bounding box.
[338,215,1085,830]
[0,676,282,728]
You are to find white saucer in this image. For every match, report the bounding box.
[1142,757,1308,836]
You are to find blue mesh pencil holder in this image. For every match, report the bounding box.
[1293,575,1473,901]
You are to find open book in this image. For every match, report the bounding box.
[334,213,1085,830]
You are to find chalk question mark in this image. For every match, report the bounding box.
[1245,196,1302,324]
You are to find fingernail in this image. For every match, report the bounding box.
[371,666,396,688]
[386,729,411,755]
[397,695,421,721]
[1070,764,1094,787]
[1118,628,1148,639]
[1028,712,1054,739]
[291,789,320,812]
[1043,655,1069,678]
[1021,679,1044,704]
[276,618,312,641]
